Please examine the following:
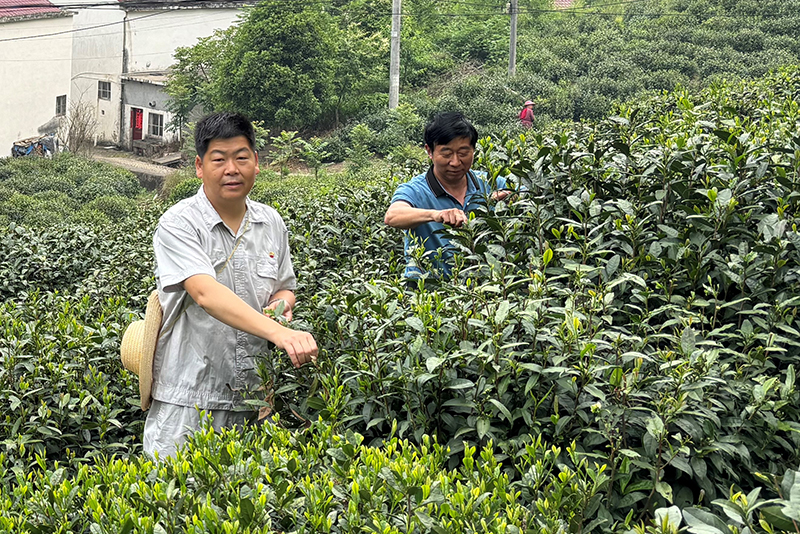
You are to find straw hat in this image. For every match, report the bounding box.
[120,290,162,411]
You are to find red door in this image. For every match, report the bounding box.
[131,108,143,141]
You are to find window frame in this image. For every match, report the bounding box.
[98,81,111,101]
[148,112,164,138]
[55,95,67,116]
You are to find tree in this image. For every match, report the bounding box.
[166,4,337,130]
[215,3,338,129]
[329,24,388,126]
[166,28,233,134]
[300,137,331,179]
[167,1,393,132]
[58,100,97,157]
[270,130,305,179]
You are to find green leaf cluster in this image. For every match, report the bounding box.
[167,1,387,131]
[0,153,144,227]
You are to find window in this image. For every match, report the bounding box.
[148,113,164,137]
[55,95,67,116]
[98,81,111,100]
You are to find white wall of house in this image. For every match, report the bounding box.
[121,79,178,149]
[120,7,242,145]
[0,15,73,156]
[125,8,242,72]
[1,4,243,155]
[62,1,125,145]
[122,104,177,145]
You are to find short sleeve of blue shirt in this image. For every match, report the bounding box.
[391,180,424,207]
[389,170,510,279]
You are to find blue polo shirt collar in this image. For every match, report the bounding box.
[425,167,480,204]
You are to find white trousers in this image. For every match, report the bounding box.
[143,399,257,460]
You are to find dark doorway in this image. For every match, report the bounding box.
[130,108,143,144]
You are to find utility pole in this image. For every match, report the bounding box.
[508,0,518,76]
[389,0,402,109]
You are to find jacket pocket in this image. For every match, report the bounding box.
[255,258,279,306]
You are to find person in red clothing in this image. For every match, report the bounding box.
[519,100,535,128]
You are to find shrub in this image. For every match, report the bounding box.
[77,173,141,203]
[168,178,202,204]
[345,123,374,176]
[0,154,144,227]
[3,66,800,534]
[160,166,196,199]
[0,292,144,473]
[0,184,12,202]
[0,193,37,224]
[0,420,613,533]
[69,208,111,228]
[85,195,137,222]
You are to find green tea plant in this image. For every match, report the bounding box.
[0,153,144,227]
[0,419,614,533]
[286,67,800,525]
[3,67,800,532]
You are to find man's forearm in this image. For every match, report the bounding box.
[184,274,287,343]
[384,203,438,229]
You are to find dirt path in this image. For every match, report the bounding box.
[92,152,175,177]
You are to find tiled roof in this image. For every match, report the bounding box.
[0,0,62,19]
[554,0,574,8]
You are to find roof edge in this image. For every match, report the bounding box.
[120,0,249,11]
[0,9,73,24]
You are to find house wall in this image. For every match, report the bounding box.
[0,15,74,157]
[121,80,177,149]
[120,7,242,147]
[125,8,242,72]
[1,5,242,155]
[46,2,241,148]
[62,1,125,145]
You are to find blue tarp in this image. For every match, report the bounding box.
[11,134,58,158]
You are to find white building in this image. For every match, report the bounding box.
[117,1,243,151]
[0,0,73,156]
[67,0,124,145]
[2,0,245,156]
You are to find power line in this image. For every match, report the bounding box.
[0,12,237,49]
[0,0,668,12]
[3,0,252,9]
[3,0,790,15]
[0,10,166,42]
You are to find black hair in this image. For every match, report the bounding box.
[194,112,256,159]
[423,112,478,150]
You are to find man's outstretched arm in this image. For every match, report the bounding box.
[384,201,467,229]
[183,274,316,367]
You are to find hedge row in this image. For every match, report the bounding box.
[2,68,800,532]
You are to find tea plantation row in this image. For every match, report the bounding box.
[2,68,800,532]
[0,154,143,228]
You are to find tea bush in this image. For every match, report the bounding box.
[3,68,800,532]
[286,67,800,526]
[85,195,137,223]
[0,153,144,227]
[168,177,202,203]
[0,420,616,533]
[0,291,144,471]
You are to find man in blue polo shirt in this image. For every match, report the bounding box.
[384,112,509,279]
